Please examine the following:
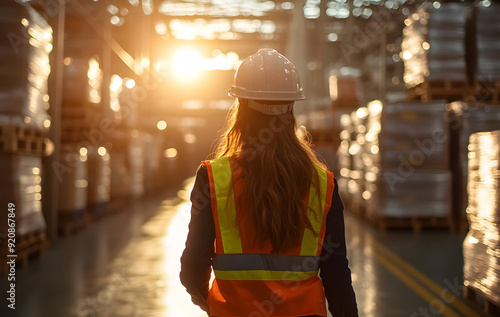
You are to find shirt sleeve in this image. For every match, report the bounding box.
[180,164,215,312]
[319,177,359,317]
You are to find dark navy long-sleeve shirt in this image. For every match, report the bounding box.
[180,164,358,317]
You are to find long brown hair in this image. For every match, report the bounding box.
[214,99,325,253]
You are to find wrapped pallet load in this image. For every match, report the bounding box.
[109,147,133,201]
[337,111,354,203]
[61,56,102,142]
[0,3,52,130]
[57,150,89,236]
[402,3,469,88]
[476,4,500,82]
[448,102,500,231]
[463,130,500,307]
[0,153,47,274]
[362,100,452,230]
[87,146,110,218]
[0,2,52,272]
[0,154,45,236]
[348,108,368,213]
[129,136,144,198]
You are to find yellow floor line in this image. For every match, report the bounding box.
[372,240,480,317]
[373,253,460,317]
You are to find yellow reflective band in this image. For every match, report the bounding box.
[300,166,327,256]
[214,269,319,281]
[210,157,242,253]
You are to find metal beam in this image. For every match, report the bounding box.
[43,1,65,243]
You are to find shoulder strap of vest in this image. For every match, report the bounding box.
[203,157,242,254]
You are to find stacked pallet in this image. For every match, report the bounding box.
[448,102,500,232]
[463,130,500,313]
[105,76,142,203]
[476,4,500,82]
[0,3,52,273]
[0,154,46,272]
[403,3,473,102]
[129,136,145,199]
[0,124,49,154]
[59,53,109,227]
[86,146,110,219]
[0,4,52,130]
[402,3,468,87]
[142,132,162,194]
[349,108,368,215]
[61,56,102,142]
[337,107,372,216]
[337,111,354,205]
[362,100,382,219]
[474,4,500,104]
[342,100,453,231]
[107,136,146,209]
[370,101,452,230]
[109,147,133,201]
[57,149,89,236]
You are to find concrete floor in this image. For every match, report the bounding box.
[0,178,485,317]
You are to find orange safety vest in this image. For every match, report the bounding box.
[203,157,335,317]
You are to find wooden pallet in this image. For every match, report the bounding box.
[0,124,48,154]
[61,103,100,117]
[61,103,102,132]
[407,80,474,102]
[87,201,109,220]
[0,231,46,275]
[473,80,500,104]
[108,197,132,215]
[464,285,500,316]
[57,208,91,237]
[16,231,46,250]
[365,209,454,232]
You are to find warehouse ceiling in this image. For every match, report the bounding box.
[157,0,292,17]
[106,0,295,45]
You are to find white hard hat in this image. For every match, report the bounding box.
[229,49,305,102]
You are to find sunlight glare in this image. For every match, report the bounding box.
[163,177,207,317]
[172,49,202,78]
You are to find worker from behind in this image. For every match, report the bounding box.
[180,48,358,317]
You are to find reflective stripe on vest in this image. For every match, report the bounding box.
[205,157,332,281]
[209,156,242,253]
[213,253,320,281]
[301,164,328,256]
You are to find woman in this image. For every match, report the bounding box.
[180,49,358,317]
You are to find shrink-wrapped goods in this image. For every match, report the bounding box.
[365,101,451,218]
[340,100,453,221]
[476,4,500,81]
[447,102,500,226]
[0,154,46,236]
[58,151,88,213]
[402,3,468,88]
[0,3,52,131]
[87,146,111,206]
[463,130,500,305]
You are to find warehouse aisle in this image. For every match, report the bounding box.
[1,178,483,317]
